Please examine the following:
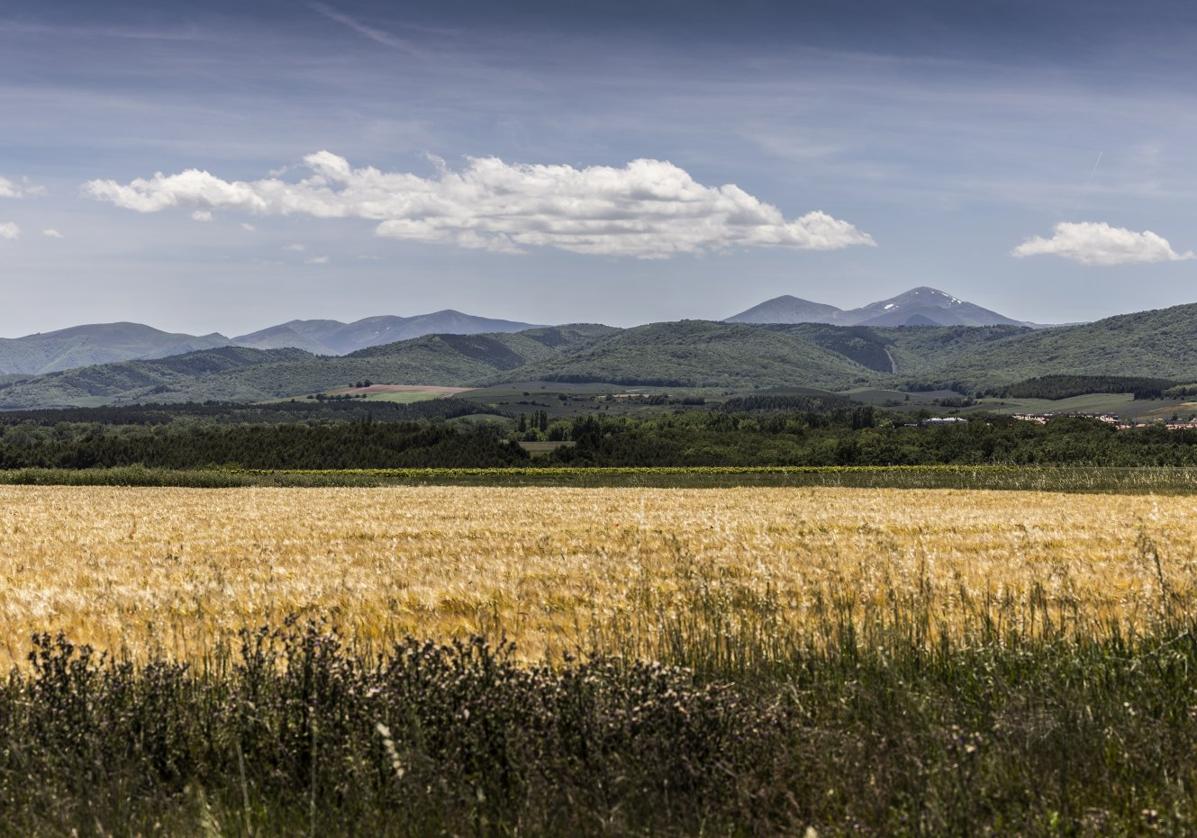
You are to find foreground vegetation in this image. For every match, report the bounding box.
[3,618,1196,835]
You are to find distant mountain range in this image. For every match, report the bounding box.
[5,301,1197,409]
[728,287,1027,328]
[0,288,1037,377]
[233,311,538,355]
[0,325,617,408]
[0,310,537,376]
[8,289,1197,410]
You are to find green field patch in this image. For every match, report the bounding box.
[9,464,1197,492]
[843,387,963,406]
[973,392,1138,416]
[518,440,577,457]
[450,413,514,425]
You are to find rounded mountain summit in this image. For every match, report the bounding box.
[727,287,1028,328]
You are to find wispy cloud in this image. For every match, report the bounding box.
[0,175,44,199]
[1013,221,1194,266]
[0,20,207,42]
[41,228,63,239]
[306,3,420,54]
[191,210,213,222]
[84,151,876,258]
[0,222,19,240]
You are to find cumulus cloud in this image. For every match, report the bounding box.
[42,228,63,239]
[83,152,875,258]
[0,176,44,199]
[191,210,214,222]
[0,222,20,240]
[1013,221,1194,266]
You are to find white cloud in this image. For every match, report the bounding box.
[0,176,44,199]
[283,242,306,252]
[1013,221,1194,266]
[83,151,876,258]
[191,209,213,222]
[42,228,63,239]
[305,255,329,265]
[0,222,20,240]
[240,222,256,232]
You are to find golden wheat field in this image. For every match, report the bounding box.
[1,484,1195,665]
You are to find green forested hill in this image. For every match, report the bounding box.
[0,347,311,408]
[497,321,880,388]
[915,303,1197,389]
[795,304,1197,392]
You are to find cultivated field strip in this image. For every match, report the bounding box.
[12,464,1197,492]
[1,485,1195,665]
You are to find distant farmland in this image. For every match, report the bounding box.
[321,383,474,403]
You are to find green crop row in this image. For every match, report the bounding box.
[6,463,1197,491]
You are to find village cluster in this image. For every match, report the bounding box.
[1012,413,1197,431]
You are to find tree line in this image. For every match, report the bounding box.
[551,411,1197,467]
[0,420,526,469]
[3,408,1197,469]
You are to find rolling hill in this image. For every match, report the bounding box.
[0,323,233,376]
[0,346,311,408]
[496,321,881,388]
[921,302,1197,389]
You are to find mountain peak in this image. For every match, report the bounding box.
[727,287,1019,328]
[0,323,233,376]
[726,295,844,325]
[762,294,815,304]
[892,287,962,304]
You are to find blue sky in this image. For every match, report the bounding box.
[1,0,1195,336]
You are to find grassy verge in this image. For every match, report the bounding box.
[4,617,1197,835]
[8,463,1197,491]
